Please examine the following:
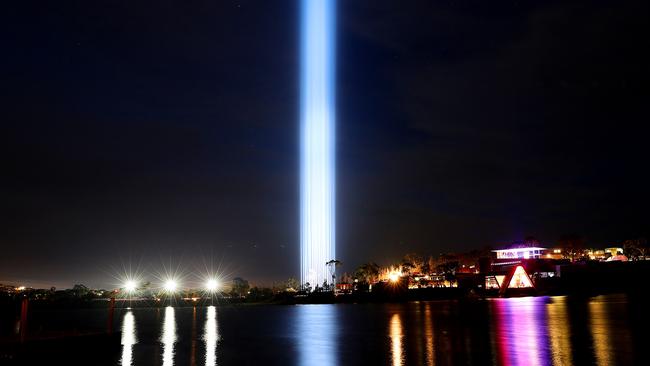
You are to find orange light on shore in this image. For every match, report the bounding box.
[389,272,400,283]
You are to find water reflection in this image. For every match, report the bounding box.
[100,297,641,366]
[204,306,219,366]
[492,298,549,366]
[120,310,137,366]
[161,306,177,366]
[390,313,405,366]
[191,307,197,366]
[589,295,633,366]
[295,305,338,366]
[590,300,611,366]
[547,297,572,366]
[423,303,435,366]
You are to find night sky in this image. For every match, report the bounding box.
[2,0,648,288]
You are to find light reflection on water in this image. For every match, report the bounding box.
[590,300,611,366]
[161,306,177,366]
[589,295,633,366]
[295,305,338,366]
[120,310,137,366]
[491,297,550,366]
[190,307,197,366]
[107,295,640,366]
[204,306,219,366]
[390,313,405,366]
[547,297,572,366]
[421,303,435,366]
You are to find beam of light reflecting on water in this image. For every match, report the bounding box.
[390,313,404,366]
[547,297,572,366]
[590,299,612,366]
[492,298,549,366]
[191,307,197,366]
[296,305,338,366]
[120,310,137,366]
[161,306,177,366]
[423,303,435,366]
[204,306,219,366]
[589,295,634,365]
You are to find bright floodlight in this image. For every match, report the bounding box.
[389,273,400,283]
[205,279,219,292]
[300,0,336,289]
[124,280,137,293]
[163,279,178,293]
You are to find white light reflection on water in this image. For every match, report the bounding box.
[120,310,137,366]
[161,306,177,366]
[390,313,405,366]
[204,306,219,366]
[296,305,338,366]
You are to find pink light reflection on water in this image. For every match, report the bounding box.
[492,297,551,366]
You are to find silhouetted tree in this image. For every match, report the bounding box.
[354,262,380,284]
[230,277,249,298]
[558,234,586,261]
[623,238,649,260]
[285,278,299,291]
[72,284,89,298]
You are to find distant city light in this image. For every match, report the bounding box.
[16,286,26,291]
[205,279,219,292]
[163,279,178,293]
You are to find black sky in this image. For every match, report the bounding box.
[2,0,648,288]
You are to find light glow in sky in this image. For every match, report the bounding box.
[300,0,336,288]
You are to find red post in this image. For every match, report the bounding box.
[19,298,29,343]
[107,297,115,335]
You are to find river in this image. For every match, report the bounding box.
[19,294,648,365]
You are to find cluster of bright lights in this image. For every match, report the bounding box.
[119,278,221,294]
[300,0,336,288]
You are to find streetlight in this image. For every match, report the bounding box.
[205,279,219,293]
[124,280,137,293]
[163,279,178,293]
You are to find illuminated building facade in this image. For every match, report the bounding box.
[300,0,336,287]
[493,247,547,260]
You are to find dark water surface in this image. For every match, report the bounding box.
[26,295,650,365]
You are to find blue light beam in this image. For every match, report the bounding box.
[300,0,336,288]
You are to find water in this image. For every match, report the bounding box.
[22,295,649,365]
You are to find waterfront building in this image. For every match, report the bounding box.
[493,246,547,260]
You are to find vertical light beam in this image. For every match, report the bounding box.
[300,0,336,288]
